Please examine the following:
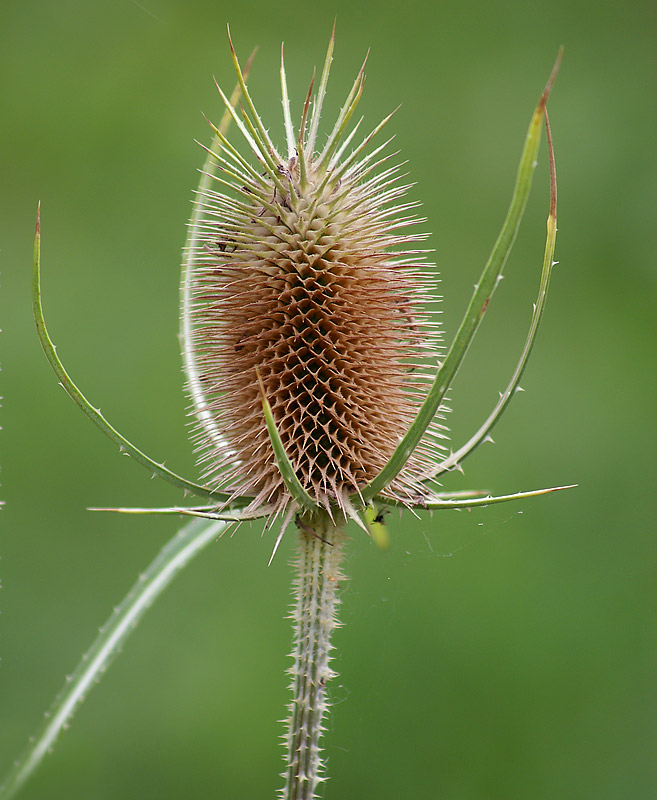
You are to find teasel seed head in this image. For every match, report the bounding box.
[185,34,448,519]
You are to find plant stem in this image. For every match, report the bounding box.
[282,511,347,800]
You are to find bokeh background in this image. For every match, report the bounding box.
[2,1,655,798]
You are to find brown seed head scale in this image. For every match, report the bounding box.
[185,35,448,521]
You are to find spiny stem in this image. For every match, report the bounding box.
[282,511,347,800]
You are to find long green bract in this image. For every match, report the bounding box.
[361,64,559,503]
[89,505,270,521]
[378,484,576,511]
[257,371,318,512]
[424,107,559,480]
[31,212,237,505]
[0,517,229,800]
[181,50,257,464]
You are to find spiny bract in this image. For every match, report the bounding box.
[185,35,448,519]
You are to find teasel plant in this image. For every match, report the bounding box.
[2,28,571,800]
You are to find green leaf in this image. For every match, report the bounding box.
[89,505,270,522]
[181,49,257,462]
[379,484,576,511]
[424,102,560,481]
[256,370,318,512]
[361,52,562,502]
[0,516,230,800]
[32,207,239,505]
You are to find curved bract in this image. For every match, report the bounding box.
[0,517,230,800]
[31,208,239,506]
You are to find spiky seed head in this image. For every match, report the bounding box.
[185,36,447,518]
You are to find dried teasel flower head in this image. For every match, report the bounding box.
[184,32,448,520]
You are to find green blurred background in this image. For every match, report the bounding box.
[2,0,655,798]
